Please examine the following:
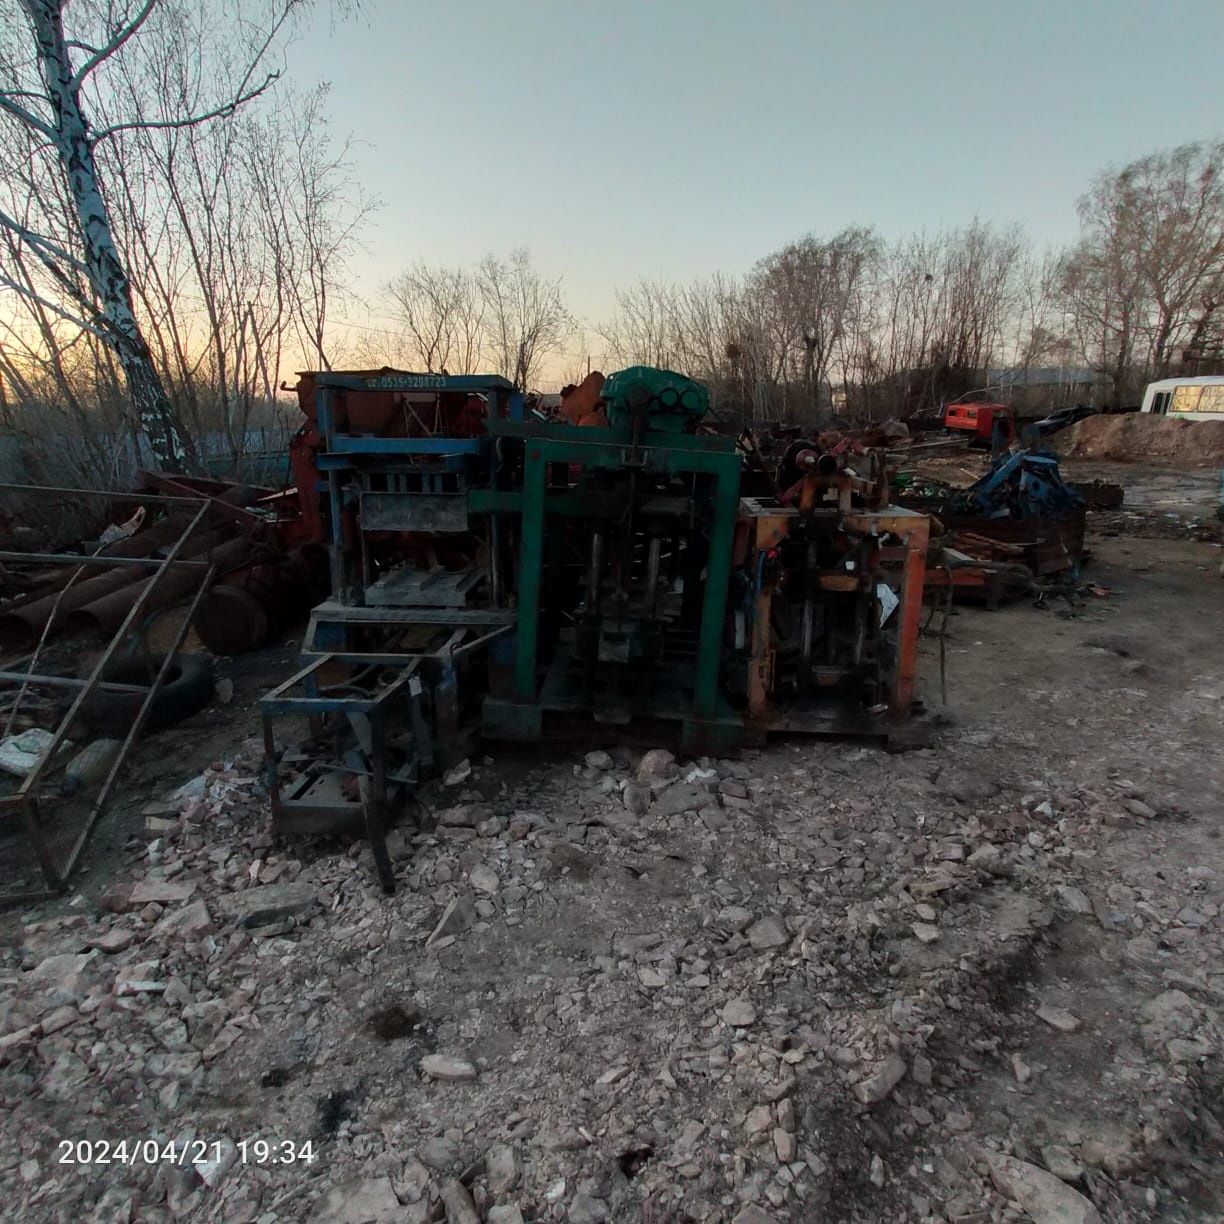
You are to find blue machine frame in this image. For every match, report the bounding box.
[308,371,522,644]
[260,372,523,892]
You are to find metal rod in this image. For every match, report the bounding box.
[0,483,209,505]
[18,501,211,798]
[642,535,662,617]
[488,517,502,607]
[0,552,210,569]
[136,471,265,527]
[1,547,101,738]
[16,791,60,893]
[587,529,604,612]
[63,562,217,880]
[0,670,149,694]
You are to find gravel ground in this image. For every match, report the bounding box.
[0,493,1221,1224]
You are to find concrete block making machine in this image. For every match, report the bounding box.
[262,365,935,887]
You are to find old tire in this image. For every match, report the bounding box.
[80,653,214,732]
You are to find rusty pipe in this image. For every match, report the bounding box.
[0,517,198,619]
[0,565,145,651]
[193,547,326,655]
[0,521,238,651]
[63,537,251,640]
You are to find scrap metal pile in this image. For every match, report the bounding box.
[0,486,228,903]
[897,446,1090,605]
[949,450,1085,522]
[0,473,328,903]
[260,366,934,889]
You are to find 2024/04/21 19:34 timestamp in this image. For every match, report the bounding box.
[56,1138,318,1166]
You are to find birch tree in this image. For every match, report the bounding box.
[0,0,308,471]
[1062,141,1224,400]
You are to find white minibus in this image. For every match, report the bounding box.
[1140,376,1224,418]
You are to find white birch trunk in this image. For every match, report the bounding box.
[24,0,187,472]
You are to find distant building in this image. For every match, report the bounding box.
[986,365,1110,410]
[987,365,1109,390]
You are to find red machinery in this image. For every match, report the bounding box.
[943,401,1015,448]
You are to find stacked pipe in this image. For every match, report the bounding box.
[63,535,252,640]
[192,545,327,654]
[0,519,209,652]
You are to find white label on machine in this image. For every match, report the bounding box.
[876,583,899,626]
[409,676,423,697]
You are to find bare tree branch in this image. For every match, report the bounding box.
[0,204,89,273]
[69,0,157,89]
[0,89,54,138]
[92,71,280,143]
[0,271,107,337]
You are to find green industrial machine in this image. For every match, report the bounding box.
[472,367,743,752]
[602,365,710,433]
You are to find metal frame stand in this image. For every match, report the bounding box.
[261,654,426,894]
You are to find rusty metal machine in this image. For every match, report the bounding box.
[731,439,929,739]
[260,371,521,891]
[473,366,743,752]
[263,366,936,887]
[472,369,930,750]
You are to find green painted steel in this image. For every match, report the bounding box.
[513,448,548,701]
[691,459,738,721]
[473,407,743,744]
[600,366,710,433]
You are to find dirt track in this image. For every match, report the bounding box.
[0,462,1221,1224]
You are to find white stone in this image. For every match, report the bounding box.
[721,998,757,1027]
[420,1054,477,1082]
[468,864,499,895]
[986,1151,1102,1224]
[1036,1005,1081,1033]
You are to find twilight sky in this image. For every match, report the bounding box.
[290,0,1224,349]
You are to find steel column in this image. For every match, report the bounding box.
[511,445,548,701]
[692,462,738,721]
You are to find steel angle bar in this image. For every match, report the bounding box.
[0,483,208,506]
[0,670,148,695]
[62,562,217,881]
[0,552,210,570]
[18,501,211,801]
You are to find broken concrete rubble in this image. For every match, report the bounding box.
[420,1054,477,1082]
[215,880,318,928]
[985,1150,1103,1224]
[3,513,1224,1224]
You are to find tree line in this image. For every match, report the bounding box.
[0,0,368,482]
[0,3,1220,490]
[377,141,1222,422]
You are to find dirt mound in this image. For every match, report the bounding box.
[1057,413,1224,466]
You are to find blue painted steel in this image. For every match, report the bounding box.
[314,453,472,473]
[313,372,517,395]
[952,450,1084,522]
[328,436,484,455]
